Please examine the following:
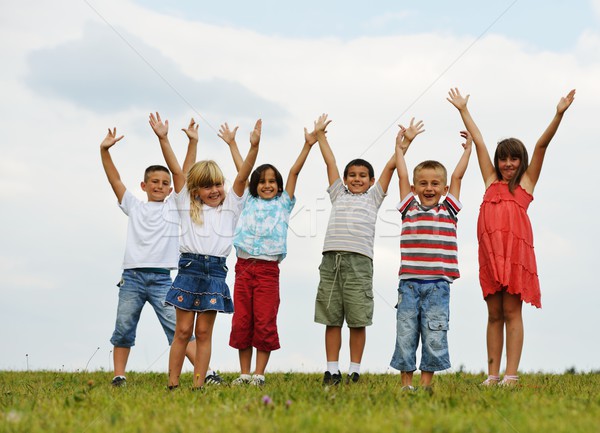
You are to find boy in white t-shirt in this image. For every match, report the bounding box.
[100,124,220,387]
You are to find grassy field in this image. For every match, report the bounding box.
[1,371,599,433]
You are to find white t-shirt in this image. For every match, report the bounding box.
[119,189,180,269]
[175,184,246,257]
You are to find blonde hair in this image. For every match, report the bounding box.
[187,160,225,225]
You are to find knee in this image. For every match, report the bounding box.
[488,310,504,324]
[503,307,522,323]
[195,328,212,343]
[174,325,193,341]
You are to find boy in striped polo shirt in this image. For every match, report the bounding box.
[313,114,425,385]
[390,126,472,392]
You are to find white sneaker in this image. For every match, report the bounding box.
[231,374,252,386]
[250,374,265,386]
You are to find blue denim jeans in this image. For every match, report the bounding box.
[110,269,177,347]
[390,279,451,372]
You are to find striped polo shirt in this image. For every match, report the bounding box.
[397,192,462,282]
[322,178,386,259]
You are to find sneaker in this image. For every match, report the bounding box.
[250,374,265,386]
[401,385,415,392]
[323,371,342,386]
[204,372,224,386]
[111,375,126,387]
[231,374,252,386]
[346,373,360,384]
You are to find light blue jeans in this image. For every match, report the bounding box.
[110,269,177,347]
[390,279,451,372]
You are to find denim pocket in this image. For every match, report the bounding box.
[428,320,449,331]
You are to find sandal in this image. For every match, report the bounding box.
[480,375,500,386]
[499,375,519,386]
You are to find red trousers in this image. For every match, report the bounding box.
[229,258,281,351]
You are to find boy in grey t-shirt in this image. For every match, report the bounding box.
[313,115,424,384]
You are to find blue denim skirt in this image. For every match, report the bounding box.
[165,253,233,313]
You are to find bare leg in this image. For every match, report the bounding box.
[420,371,434,387]
[349,327,366,364]
[113,346,130,377]
[168,309,194,387]
[401,371,414,388]
[192,311,217,388]
[184,341,196,364]
[485,292,504,377]
[254,350,271,376]
[503,293,523,377]
[238,347,253,375]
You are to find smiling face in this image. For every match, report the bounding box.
[411,167,448,207]
[256,168,280,199]
[141,170,172,202]
[196,182,226,207]
[344,165,375,194]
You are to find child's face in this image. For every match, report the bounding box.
[497,156,521,181]
[344,165,375,194]
[198,182,226,207]
[411,168,448,207]
[141,171,172,202]
[257,168,280,200]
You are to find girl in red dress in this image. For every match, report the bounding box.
[448,88,575,386]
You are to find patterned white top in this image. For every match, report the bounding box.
[234,191,296,261]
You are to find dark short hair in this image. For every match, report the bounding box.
[249,164,284,198]
[144,165,171,182]
[494,138,529,193]
[343,159,374,179]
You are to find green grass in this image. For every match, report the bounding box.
[1,371,599,433]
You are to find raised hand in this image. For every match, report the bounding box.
[100,127,124,150]
[218,122,239,146]
[395,125,406,148]
[304,126,318,146]
[250,119,262,147]
[181,117,199,141]
[149,112,169,138]
[557,89,576,115]
[447,88,470,110]
[401,117,425,142]
[460,130,473,151]
[314,114,332,134]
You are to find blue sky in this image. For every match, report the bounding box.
[1,0,599,376]
[133,0,596,50]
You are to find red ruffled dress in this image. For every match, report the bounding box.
[477,182,541,308]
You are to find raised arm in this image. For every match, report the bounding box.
[380,118,425,193]
[100,127,126,203]
[447,88,495,187]
[285,126,318,199]
[232,119,261,197]
[524,89,576,192]
[181,118,199,176]
[314,114,339,187]
[448,130,473,200]
[149,112,184,193]
[218,122,244,172]
[395,128,412,201]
